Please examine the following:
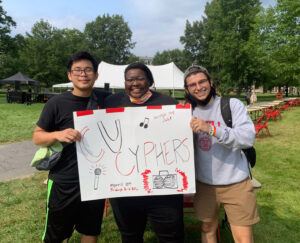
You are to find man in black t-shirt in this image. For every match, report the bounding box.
[105,63,184,243]
[33,52,107,243]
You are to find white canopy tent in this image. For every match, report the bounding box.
[53,62,185,94]
[52,82,72,88]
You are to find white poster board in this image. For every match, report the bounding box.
[74,104,195,201]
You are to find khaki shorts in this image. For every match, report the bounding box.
[194,178,260,226]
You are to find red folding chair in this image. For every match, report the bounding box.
[265,108,281,121]
[255,114,271,137]
[280,103,290,112]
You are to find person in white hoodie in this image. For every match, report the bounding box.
[184,65,259,243]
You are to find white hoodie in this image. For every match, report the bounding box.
[192,96,255,185]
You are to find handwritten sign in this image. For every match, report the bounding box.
[74,104,195,201]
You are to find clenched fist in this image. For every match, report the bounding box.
[55,128,81,143]
[190,117,211,134]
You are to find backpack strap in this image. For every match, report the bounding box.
[220,97,232,128]
[220,97,254,177]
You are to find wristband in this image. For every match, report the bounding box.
[209,124,216,136]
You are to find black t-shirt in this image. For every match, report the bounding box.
[104,91,178,108]
[37,91,107,183]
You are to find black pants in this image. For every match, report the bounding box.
[110,195,184,243]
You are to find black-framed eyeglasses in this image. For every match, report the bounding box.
[125,77,146,83]
[186,79,209,89]
[71,67,94,76]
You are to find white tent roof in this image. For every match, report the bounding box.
[52,82,72,88]
[52,61,184,90]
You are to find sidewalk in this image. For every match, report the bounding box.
[0,140,38,182]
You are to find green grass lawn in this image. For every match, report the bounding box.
[0,171,201,242]
[0,103,44,144]
[0,99,299,242]
[252,106,300,243]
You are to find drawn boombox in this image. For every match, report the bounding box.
[152,170,178,189]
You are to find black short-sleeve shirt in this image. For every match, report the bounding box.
[37,91,107,183]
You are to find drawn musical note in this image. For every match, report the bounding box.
[139,117,149,129]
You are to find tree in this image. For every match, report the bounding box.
[45,28,86,86]
[248,0,300,95]
[0,0,16,77]
[1,34,26,77]
[126,54,140,63]
[18,20,58,87]
[19,20,86,87]
[246,7,278,91]
[180,20,208,67]
[204,0,261,93]
[268,0,300,94]
[0,0,15,52]
[84,14,135,64]
[152,49,190,71]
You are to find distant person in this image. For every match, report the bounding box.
[33,51,108,242]
[26,87,32,105]
[276,89,283,100]
[250,89,257,105]
[245,89,251,106]
[104,62,184,243]
[184,65,259,243]
[6,87,11,103]
[284,86,288,97]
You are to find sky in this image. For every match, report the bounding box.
[2,0,276,57]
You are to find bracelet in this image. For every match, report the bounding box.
[209,124,216,136]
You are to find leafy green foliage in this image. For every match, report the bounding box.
[180,20,208,67]
[0,0,16,53]
[1,1,298,93]
[246,1,300,93]
[0,34,26,78]
[267,0,300,89]
[84,14,135,64]
[204,0,261,94]
[0,0,16,78]
[152,49,190,71]
[180,0,299,94]
[1,12,136,87]
[17,20,87,87]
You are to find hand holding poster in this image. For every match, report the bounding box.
[74,104,195,201]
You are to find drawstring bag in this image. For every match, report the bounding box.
[30,142,63,171]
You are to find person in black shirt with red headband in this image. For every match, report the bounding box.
[105,62,184,243]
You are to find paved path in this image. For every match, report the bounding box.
[0,140,38,182]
